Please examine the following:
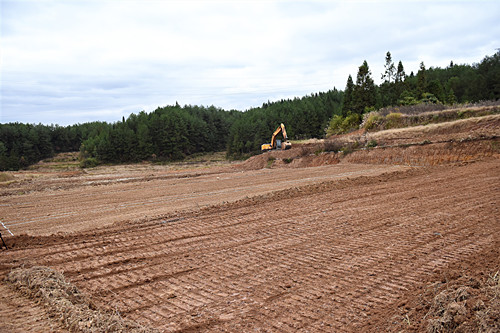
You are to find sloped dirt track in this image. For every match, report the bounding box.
[1,157,498,332]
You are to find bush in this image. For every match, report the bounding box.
[340,141,360,155]
[266,156,275,168]
[323,140,344,153]
[366,139,378,148]
[363,112,383,131]
[0,172,15,182]
[79,158,99,168]
[326,115,344,136]
[385,112,404,129]
[326,113,362,136]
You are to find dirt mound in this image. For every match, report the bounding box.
[237,144,338,170]
[363,244,500,332]
[365,114,500,146]
[343,139,499,166]
[238,138,499,170]
[6,266,158,333]
[239,115,500,170]
[0,281,67,332]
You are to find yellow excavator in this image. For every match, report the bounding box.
[261,123,292,151]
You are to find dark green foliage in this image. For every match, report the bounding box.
[226,89,343,158]
[80,157,99,168]
[81,105,237,164]
[374,51,500,109]
[326,113,362,136]
[416,61,428,98]
[342,75,354,116]
[0,122,92,171]
[352,60,377,115]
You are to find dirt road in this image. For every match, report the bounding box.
[1,158,498,332]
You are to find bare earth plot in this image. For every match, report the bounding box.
[0,163,406,236]
[0,115,499,332]
[0,159,498,332]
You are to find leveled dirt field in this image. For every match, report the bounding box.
[0,115,499,332]
[0,163,406,236]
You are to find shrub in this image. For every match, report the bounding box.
[323,140,343,153]
[420,93,440,104]
[0,172,15,182]
[326,113,362,136]
[385,112,404,129]
[366,139,378,148]
[266,156,275,168]
[80,158,99,168]
[326,115,345,136]
[343,113,362,132]
[363,112,383,131]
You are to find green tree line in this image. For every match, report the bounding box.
[226,89,343,157]
[328,50,500,135]
[80,105,238,164]
[1,51,498,170]
[0,122,104,170]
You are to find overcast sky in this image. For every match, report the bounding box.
[1,0,499,125]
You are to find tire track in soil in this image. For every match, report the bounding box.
[0,164,401,236]
[0,283,67,333]
[0,160,498,332]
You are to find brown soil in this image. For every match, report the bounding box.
[0,114,498,332]
[0,282,67,333]
[0,163,404,236]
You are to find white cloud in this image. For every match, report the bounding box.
[1,0,499,125]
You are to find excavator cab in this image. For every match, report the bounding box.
[261,123,292,151]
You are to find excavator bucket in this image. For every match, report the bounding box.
[281,141,292,150]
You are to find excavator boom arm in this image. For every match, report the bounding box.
[261,123,291,151]
[270,123,288,148]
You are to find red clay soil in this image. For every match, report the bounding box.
[0,282,67,333]
[0,163,405,236]
[1,158,498,332]
[363,244,500,332]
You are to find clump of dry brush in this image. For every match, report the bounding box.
[6,266,158,333]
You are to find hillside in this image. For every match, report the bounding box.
[240,110,499,169]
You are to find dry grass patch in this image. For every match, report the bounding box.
[0,172,15,182]
[365,114,500,144]
[6,266,158,333]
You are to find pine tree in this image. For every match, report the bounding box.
[416,61,427,98]
[342,75,354,116]
[396,61,405,83]
[352,60,377,114]
[381,51,396,83]
[446,88,457,104]
[394,60,407,102]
